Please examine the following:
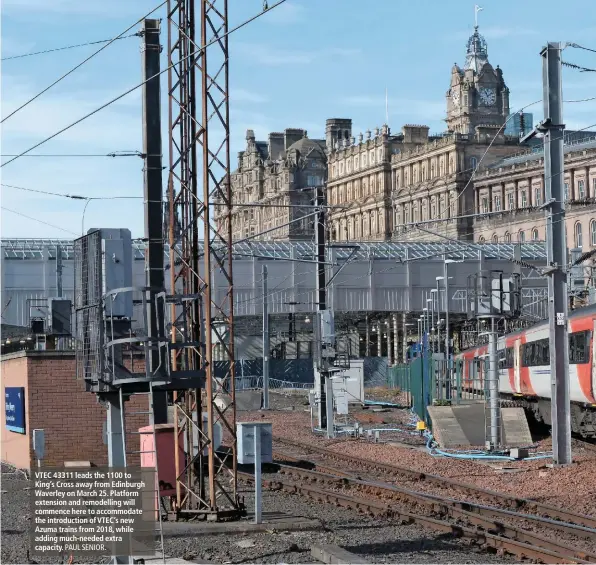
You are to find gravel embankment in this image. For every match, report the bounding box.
[240,390,596,517]
[164,487,516,564]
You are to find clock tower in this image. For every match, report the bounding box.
[446,23,509,134]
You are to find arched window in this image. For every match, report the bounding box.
[518,230,525,243]
[532,228,539,241]
[575,222,583,249]
[504,232,511,243]
[492,234,498,243]
[591,219,596,246]
[479,236,485,243]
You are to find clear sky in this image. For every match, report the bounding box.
[2,0,595,239]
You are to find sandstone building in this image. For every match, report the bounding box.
[222,23,595,247]
[221,128,326,241]
[472,138,596,247]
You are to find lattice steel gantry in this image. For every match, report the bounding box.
[167,0,242,520]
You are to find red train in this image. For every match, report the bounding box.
[454,304,596,438]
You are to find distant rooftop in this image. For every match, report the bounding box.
[1,238,548,262]
[489,134,596,169]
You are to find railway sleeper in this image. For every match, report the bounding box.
[239,473,590,564]
[273,440,596,530]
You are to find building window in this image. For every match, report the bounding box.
[431,201,436,219]
[492,234,498,243]
[575,222,583,249]
[479,236,485,243]
[532,228,539,241]
[593,178,596,197]
[470,157,478,170]
[534,187,541,206]
[494,195,501,212]
[481,197,488,214]
[591,220,596,246]
[518,230,525,243]
[504,232,511,243]
[578,179,586,199]
[564,182,569,201]
[521,191,527,207]
[508,193,514,210]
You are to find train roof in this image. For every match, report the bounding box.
[460,302,596,352]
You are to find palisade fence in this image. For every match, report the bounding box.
[388,357,489,428]
[219,357,391,391]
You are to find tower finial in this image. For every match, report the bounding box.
[474,4,483,28]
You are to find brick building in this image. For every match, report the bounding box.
[1,350,149,470]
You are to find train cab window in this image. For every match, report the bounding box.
[569,331,590,364]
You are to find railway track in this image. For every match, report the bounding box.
[238,468,595,564]
[240,436,596,564]
[273,436,596,529]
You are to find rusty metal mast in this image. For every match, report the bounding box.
[167,0,241,520]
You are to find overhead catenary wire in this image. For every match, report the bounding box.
[0,0,288,168]
[562,60,596,73]
[567,42,596,54]
[0,151,144,158]
[0,183,153,201]
[1,33,142,61]
[0,1,169,125]
[1,207,79,236]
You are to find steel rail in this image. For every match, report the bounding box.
[273,436,596,529]
[238,471,591,564]
[273,461,596,559]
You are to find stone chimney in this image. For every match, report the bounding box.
[268,132,284,160]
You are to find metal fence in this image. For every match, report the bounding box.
[388,356,490,428]
[234,376,313,391]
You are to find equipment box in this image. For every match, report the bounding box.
[236,422,272,464]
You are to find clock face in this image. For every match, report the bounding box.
[479,87,496,106]
[452,89,460,106]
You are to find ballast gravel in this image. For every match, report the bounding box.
[2,462,514,565]
[163,487,516,564]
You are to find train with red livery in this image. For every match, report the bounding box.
[454,303,596,438]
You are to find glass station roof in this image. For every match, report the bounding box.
[2,238,547,262]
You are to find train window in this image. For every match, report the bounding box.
[522,339,550,367]
[570,331,590,364]
[522,332,590,366]
[501,347,514,369]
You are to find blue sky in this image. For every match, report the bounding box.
[2,0,596,239]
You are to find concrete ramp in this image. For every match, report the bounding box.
[427,403,532,448]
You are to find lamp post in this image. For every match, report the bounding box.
[430,290,438,353]
[435,277,442,352]
[427,298,434,353]
[443,257,464,399]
